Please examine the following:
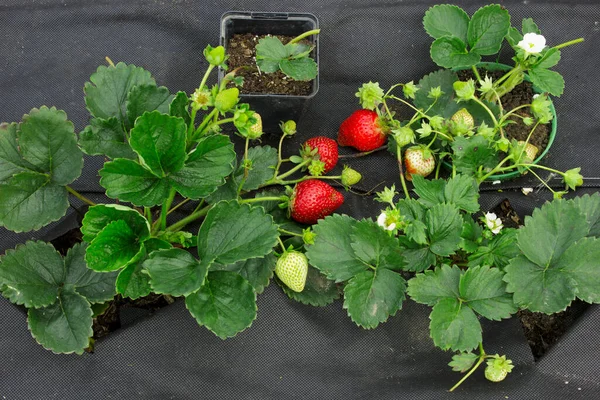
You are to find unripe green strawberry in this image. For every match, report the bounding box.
[215,87,239,113]
[451,108,475,129]
[341,166,362,186]
[404,146,435,181]
[275,251,309,292]
[246,112,263,139]
[517,141,539,162]
[485,355,514,383]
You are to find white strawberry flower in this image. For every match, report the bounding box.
[377,211,396,231]
[517,33,546,55]
[484,212,503,235]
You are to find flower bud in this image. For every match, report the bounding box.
[203,45,226,66]
[280,120,297,136]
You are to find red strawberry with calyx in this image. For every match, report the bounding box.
[303,136,339,173]
[404,146,435,181]
[338,109,388,151]
[289,180,344,224]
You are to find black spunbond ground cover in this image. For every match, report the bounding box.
[1,0,600,399]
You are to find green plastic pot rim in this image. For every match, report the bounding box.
[440,62,558,181]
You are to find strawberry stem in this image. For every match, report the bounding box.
[165,204,212,232]
[449,343,487,392]
[66,186,96,206]
[278,228,303,237]
[277,236,287,252]
[288,29,321,45]
[239,196,287,205]
[395,145,411,199]
[338,146,387,159]
[277,175,341,186]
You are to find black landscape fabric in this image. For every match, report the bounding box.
[1,0,599,399]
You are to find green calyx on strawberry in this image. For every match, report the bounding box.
[404,145,435,181]
[289,180,344,224]
[338,109,389,151]
[275,249,309,292]
[302,136,339,174]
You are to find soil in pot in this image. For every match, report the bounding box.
[491,199,590,360]
[457,69,550,153]
[49,226,174,343]
[226,33,313,96]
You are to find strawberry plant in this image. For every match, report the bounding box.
[0,44,362,354]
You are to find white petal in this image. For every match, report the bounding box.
[377,212,387,227]
[387,223,396,231]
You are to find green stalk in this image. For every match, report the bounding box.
[66,186,96,206]
[477,155,514,183]
[553,38,584,50]
[449,343,487,392]
[199,65,214,91]
[237,138,250,195]
[268,159,312,183]
[159,188,177,232]
[145,207,153,226]
[165,205,211,232]
[277,175,341,186]
[396,145,410,199]
[239,196,287,205]
[288,29,321,45]
[471,65,482,82]
[278,228,303,237]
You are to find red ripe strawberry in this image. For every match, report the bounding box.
[289,180,344,224]
[404,146,435,181]
[303,136,339,173]
[338,109,388,151]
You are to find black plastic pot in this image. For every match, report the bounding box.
[219,11,319,133]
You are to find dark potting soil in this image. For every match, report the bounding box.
[458,69,550,152]
[226,33,314,96]
[50,226,174,343]
[491,199,590,360]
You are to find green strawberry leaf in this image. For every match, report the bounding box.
[126,84,174,127]
[0,241,64,308]
[81,204,150,243]
[343,268,406,329]
[412,175,446,208]
[521,18,541,34]
[468,229,520,269]
[350,220,405,271]
[64,243,118,304]
[430,297,482,352]
[305,214,365,282]
[426,203,463,257]
[451,136,497,176]
[27,289,93,355]
[572,193,600,237]
[116,238,171,299]
[0,172,68,233]
[84,62,155,127]
[528,67,565,97]
[460,215,483,253]
[423,4,470,43]
[236,145,278,191]
[459,265,517,320]
[505,27,523,47]
[212,253,277,295]
[79,117,136,160]
[99,158,171,206]
[430,36,481,68]
[444,174,479,213]
[449,352,479,372]
[197,201,278,266]
[19,107,83,185]
[85,220,146,272]
[129,111,186,177]
[170,134,235,199]
[280,265,340,307]
[279,57,318,81]
[557,237,600,304]
[536,48,561,69]
[255,36,288,73]
[169,91,191,126]
[504,199,591,313]
[397,238,436,272]
[185,271,257,339]
[407,264,462,306]
[414,69,458,117]
[144,248,209,297]
[467,5,510,56]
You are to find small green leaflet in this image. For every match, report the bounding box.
[449,352,478,372]
[504,198,600,313]
[144,248,209,297]
[451,136,497,176]
[430,36,481,69]
[79,117,137,160]
[528,67,565,97]
[414,69,457,117]
[212,253,277,295]
[467,5,510,56]
[468,229,520,269]
[126,84,174,127]
[572,193,600,237]
[308,217,407,329]
[423,4,470,43]
[255,36,317,81]
[408,265,516,351]
[0,107,83,232]
[412,174,479,212]
[0,241,117,354]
